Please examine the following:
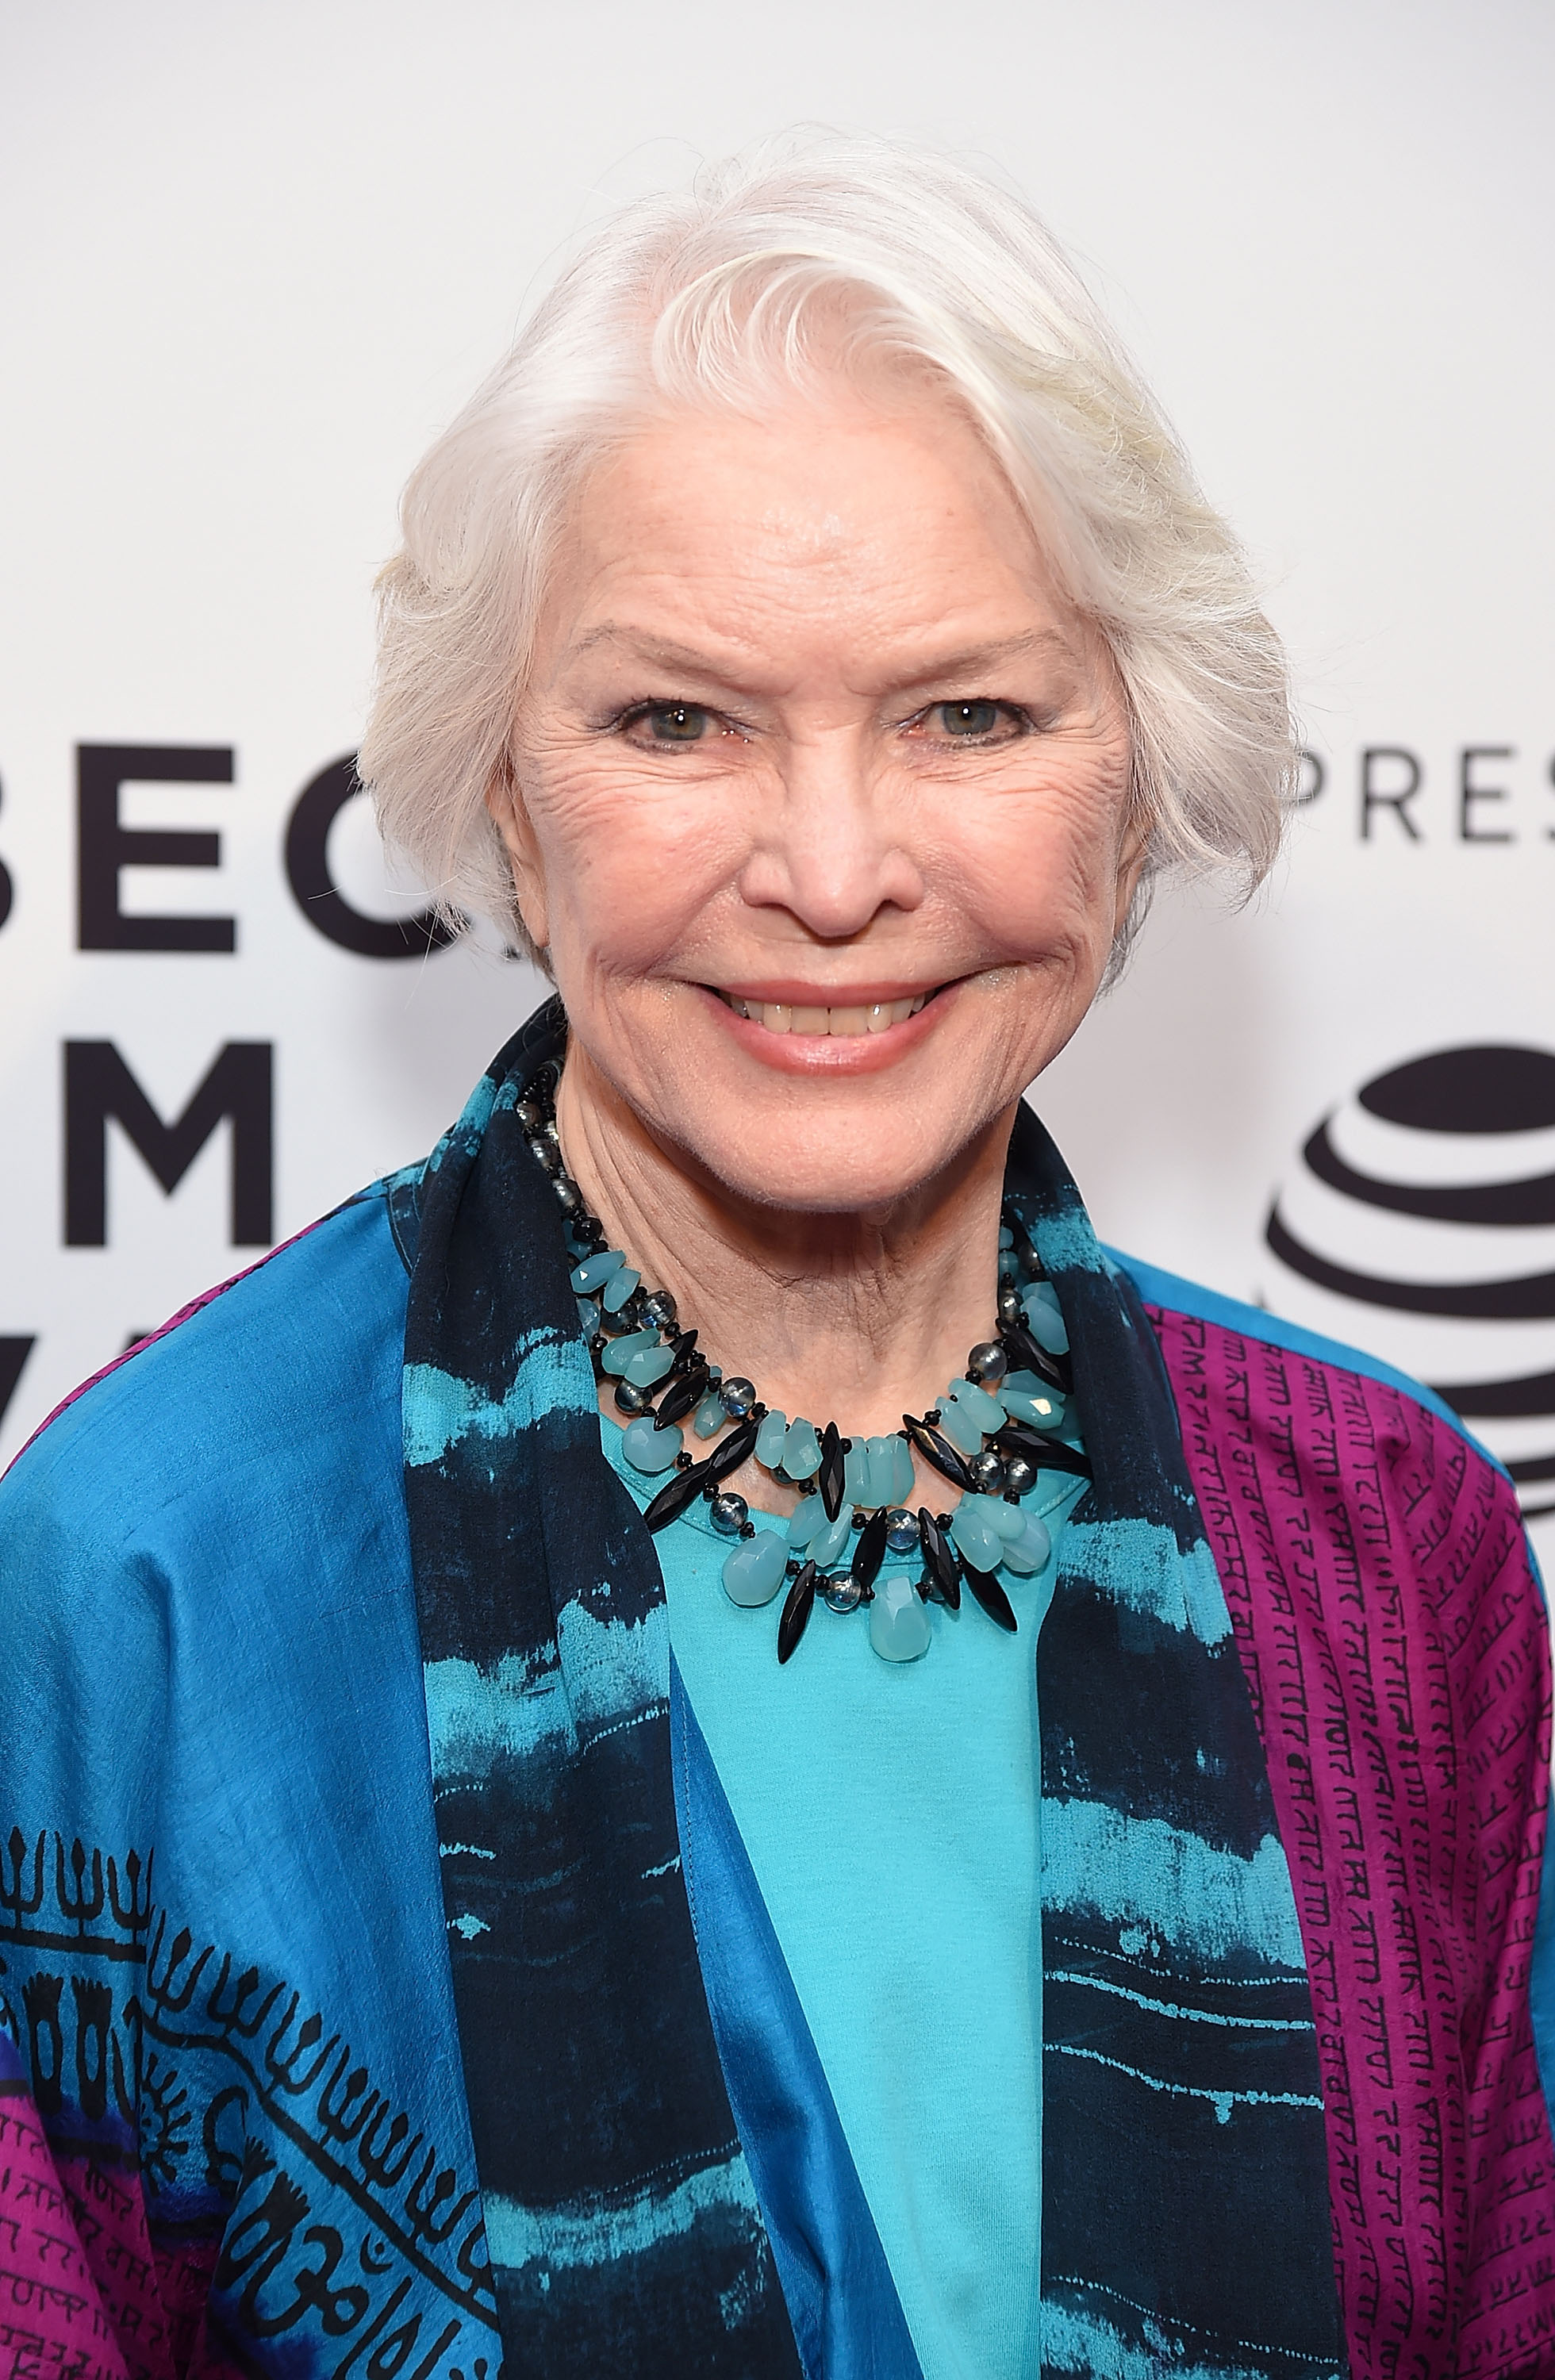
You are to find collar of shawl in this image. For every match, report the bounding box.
[399,1000,1345,2378]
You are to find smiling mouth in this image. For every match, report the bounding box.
[712,989,934,1036]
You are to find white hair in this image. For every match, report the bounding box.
[359,131,1295,965]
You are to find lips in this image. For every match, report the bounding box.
[712,990,931,1037]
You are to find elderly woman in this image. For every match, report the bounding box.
[2,136,1553,2380]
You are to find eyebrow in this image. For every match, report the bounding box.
[565,622,1077,690]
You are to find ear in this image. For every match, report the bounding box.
[1111,803,1151,939]
[486,758,551,954]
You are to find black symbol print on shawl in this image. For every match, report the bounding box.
[1,1829,496,2379]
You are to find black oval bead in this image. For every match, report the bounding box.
[991,1422,1092,1481]
[707,1411,764,1481]
[1000,1321,1073,1395]
[643,1457,717,1531]
[962,1564,1018,1633]
[917,1508,962,1609]
[778,1561,817,1664]
[850,1506,890,1595]
[901,1414,975,1492]
[654,1365,710,1428]
[818,1420,847,1521]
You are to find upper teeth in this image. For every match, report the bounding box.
[725,995,927,1035]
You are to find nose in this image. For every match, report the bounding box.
[737,730,926,939]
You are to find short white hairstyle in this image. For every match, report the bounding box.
[360,131,1295,964]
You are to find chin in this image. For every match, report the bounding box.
[678,1107,969,1219]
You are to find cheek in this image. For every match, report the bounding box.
[524,757,745,979]
[936,750,1133,957]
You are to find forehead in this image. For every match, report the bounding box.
[540,388,1079,668]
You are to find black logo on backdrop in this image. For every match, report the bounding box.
[1267,1046,1555,1518]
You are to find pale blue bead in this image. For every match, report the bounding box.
[601,1267,642,1314]
[1029,1306,1069,1355]
[575,1296,600,1337]
[570,1250,625,1294]
[946,1376,1004,1434]
[998,1224,1014,1248]
[843,1441,870,1504]
[937,1396,983,1457]
[721,1532,788,1607]
[962,1491,1024,1544]
[949,1504,1003,1572]
[891,1435,917,1503]
[693,1392,727,1440]
[1022,1283,1069,1353]
[865,1436,900,1507]
[1000,1387,1066,1431]
[869,1574,931,1662]
[782,1419,822,1480]
[997,1250,1019,1280]
[755,1409,789,1468]
[810,1507,854,1569]
[787,1497,827,1548]
[601,1329,659,1377]
[1000,1514,1051,1575]
[624,1342,676,1388]
[620,1415,683,1473]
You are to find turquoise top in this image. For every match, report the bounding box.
[601,1419,1086,2380]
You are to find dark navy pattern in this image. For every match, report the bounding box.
[1008,1104,1346,2377]
[400,1002,802,2378]
[398,1012,1345,2375]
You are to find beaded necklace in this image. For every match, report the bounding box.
[519,1060,1092,1664]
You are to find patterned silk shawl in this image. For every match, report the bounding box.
[5,1000,1552,2380]
[401,1002,1345,2377]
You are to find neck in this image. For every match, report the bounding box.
[555,1043,1015,1454]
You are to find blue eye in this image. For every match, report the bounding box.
[642,704,709,742]
[937,701,1000,738]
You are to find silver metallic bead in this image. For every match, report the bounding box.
[997,1284,1023,1328]
[1002,1452,1037,1496]
[966,1341,1008,1385]
[552,1177,583,1215]
[709,1490,749,1536]
[966,1449,1006,1495]
[528,1134,562,1174]
[821,1575,865,1614]
[884,1507,920,1555]
[719,1376,758,1418]
[515,1096,545,1132]
[640,1289,678,1330]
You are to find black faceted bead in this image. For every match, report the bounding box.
[643,1457,716,1531]
[818,1421,847,1522]
[901,1413,974,1492]
[778,1560,818,1664]
[655,1365,710,1428]
[707,1411,763,1480]
[850,1506,890,1595]
[992,1422,1092,1481]
[962,1565,1018,1633]
[917,1508,962,1609]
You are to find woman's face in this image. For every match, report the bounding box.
[497,383,1141,1214]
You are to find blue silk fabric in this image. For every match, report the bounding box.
[0,997,1347,2378]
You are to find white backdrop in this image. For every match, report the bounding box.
[2,0,1553,1569]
